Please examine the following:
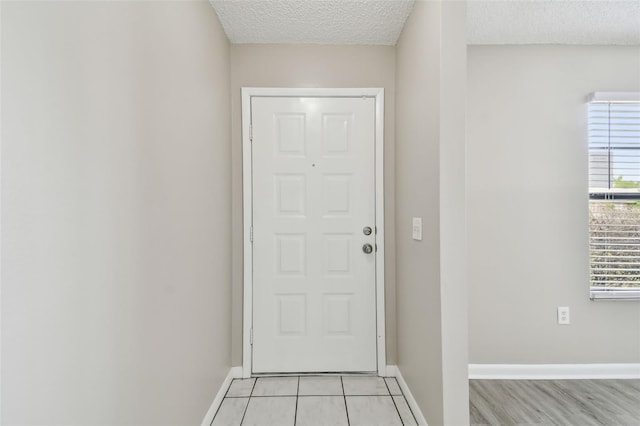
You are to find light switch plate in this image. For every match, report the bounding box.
[412,217,422,241]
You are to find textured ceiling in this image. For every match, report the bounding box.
[209,0,415,45]
[467,0,640,45]
[209,0,640,46]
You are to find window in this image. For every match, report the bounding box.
[588,92,640,300]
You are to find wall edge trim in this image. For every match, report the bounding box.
[388,364,429,426]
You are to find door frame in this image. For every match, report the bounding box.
[241,87,386,378]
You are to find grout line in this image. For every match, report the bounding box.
[341,376,350,426]
[223,380,234,399]
[394,378,418,425]
[210,378,236,426]
[334,393,396,397]
[239,378,257,426]
[246,394,390,398]
[403,398,419,425]
[294,376,300,426]
[386,377,402,396]
[296,394,348,397]
[249,378,258,397]
[385,378,405,426]
[241,394,298,397]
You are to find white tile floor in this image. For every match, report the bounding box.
[211,376,418,426]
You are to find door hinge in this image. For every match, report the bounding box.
[249,124,253,141]
[250,226,253,242]
[250,328,253,345]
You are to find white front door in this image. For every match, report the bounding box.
[251,96,378,373]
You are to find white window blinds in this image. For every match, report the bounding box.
[588,92,640,299]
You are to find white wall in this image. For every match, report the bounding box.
[228,44,397,365]
[395,1,468,424]
[1,2,231,424]
[467,45,640,364]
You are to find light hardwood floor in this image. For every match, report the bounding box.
[469,379,640,425]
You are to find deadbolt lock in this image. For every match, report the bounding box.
[363,226,373,236]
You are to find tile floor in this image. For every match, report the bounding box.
[211,375,418,426]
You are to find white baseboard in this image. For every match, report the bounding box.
[468,363,640,380]
[201,366,243,426]
[385,365,397,377]
[386,365,428,426]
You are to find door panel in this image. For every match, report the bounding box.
[252,96,376,373]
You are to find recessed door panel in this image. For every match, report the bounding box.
[277,295,306,336]
[252,96,376,373]
[275,174,306,217]
[324,234,352,276]
[275,234,306,276]
[322,114,353,156]
[275,114,306,157]
[324,294,353,336]
[323,174,352,217]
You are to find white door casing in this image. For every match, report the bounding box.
[242,88,385,376]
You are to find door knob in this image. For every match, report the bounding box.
[362,243,373,254]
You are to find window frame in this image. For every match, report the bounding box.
[587,92,640,301]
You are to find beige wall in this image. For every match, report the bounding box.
[229,44,397,366]
[395,2,444,421]
[1,2,231,424]
[438,2,469,420]
[467,45,640,364]
[395,1,468,424]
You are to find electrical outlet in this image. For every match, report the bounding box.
[558,306,570,325]
[412,217,422,241]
